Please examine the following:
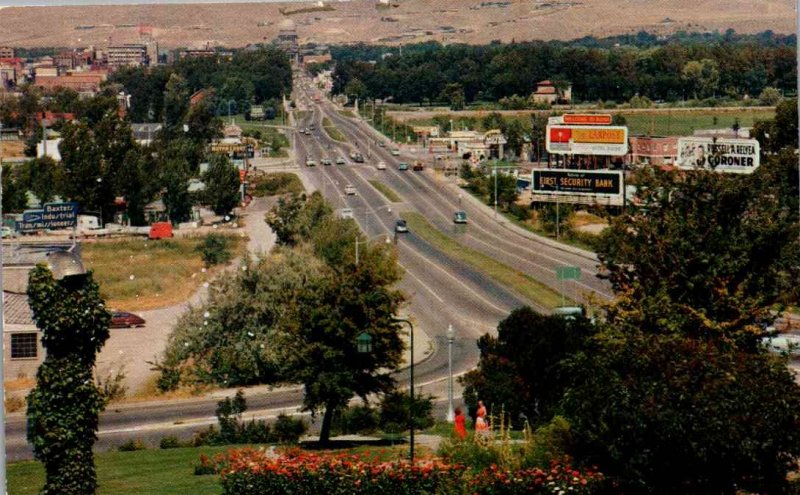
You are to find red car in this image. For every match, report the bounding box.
[111,311,146,328]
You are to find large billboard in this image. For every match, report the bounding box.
[676,137,760,174]
[532,169,623,198]
[546,125,628,156]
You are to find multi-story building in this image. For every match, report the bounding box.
[0,47,14,59]
[34,71,107,94]
[531,80,572,105]
[107,44,149,69]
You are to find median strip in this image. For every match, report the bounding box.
[322,117,346,142]
[403,212,570,310]
[368,180,402,202]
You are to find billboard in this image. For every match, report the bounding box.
[562,114,613,125]
[546,125,628,156]
[532,169,623,198]
[17,202,79,232]
[676,137,760,174]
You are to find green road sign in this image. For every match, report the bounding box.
[556,266,581,281]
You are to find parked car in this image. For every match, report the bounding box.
[398,162,409,171]
[110,311,146,328]
[336,156,346,165]
[453,211,468,224]
[376,161,387,170]
[391,149,400,156]
[413,161,425,171]
[394,219,409,233]
[344,184,357,195]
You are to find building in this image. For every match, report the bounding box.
[107,44,149,69]
[531,80,572,105]
[303,53,332,65]
[34,71,107,94]
[35,66,59,78]
[627,135,679,166]
[131,123,162,146]
[0,57,25,89]
[0,47,14,59]
[274,19,299,60]
[427,129,507,161]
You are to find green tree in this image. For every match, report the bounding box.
[561,328,800,493]
[682,59,720,99]
[344,78,368,102]
[185,91,223,145]
[19,157,61,205]
[202,154,240,215]
[442,83,466,111]
[758,86,782,106]
[163,73,190,136]
[461,307,597,426]
[160,157,192,224]
[2,165,29,213]
[266,192,333,246]
[26,264,111,495]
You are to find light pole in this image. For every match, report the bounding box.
[355,233,391,266]
[393,317,415,462]
[446,324,455,423]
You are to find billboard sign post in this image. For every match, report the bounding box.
[546,125,628,156]
[532,169,623,198]
[676,137,760,174]
[16,202,78,232]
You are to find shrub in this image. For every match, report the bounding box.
[159,436,182,449]
[117,439,147,452]
[196,233,232,267]
[333,404,379,435]
[507,202,530,222]
[239,419,272,444]
[271,414,307,443]
[521,416,573,468]
[379,391,435,434]
[96,366,128,405]
[192,426,221,447]
[194,454,222,476]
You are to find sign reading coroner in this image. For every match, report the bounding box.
[676,137,761,174]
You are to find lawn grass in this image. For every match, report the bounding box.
[403,212,569,309]
[8,445,234,495]
[250,172,305,197]
[323,117,346,142]
[82,235,244,312]
[368,180,402,202]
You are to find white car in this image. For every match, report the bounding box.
[376,161,387,170]
[340,208,354,219]
[344,185,357,195]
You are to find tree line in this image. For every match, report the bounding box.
[332,36,795,106]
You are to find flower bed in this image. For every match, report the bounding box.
[214,448,604,495]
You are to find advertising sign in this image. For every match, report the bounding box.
[676,137,760,174]
[546,125,628,156]
[17,202,78,232]
[562,114,613,125]
[532,169,623,198]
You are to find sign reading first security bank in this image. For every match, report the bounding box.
[532,169,623,198]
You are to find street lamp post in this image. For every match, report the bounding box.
[446,324,455,423]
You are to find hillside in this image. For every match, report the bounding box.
[0,0,794,49]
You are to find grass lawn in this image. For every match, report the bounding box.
[322,117,346,142]
[249,172,305,197]
[82,235,244,312]
[368,180,402,202]
[7,446,235,495]
[620,108,775,136]
[403,212,569,309]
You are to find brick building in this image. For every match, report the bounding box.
[627,135,679,166]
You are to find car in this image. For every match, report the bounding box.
[391,149,400,156]
[394,219,409,233]
[340,208,354,219]
[398,162,409,171]
[344,184,357,195]
[309,123,316,130]
[378,142,386,148]
[353,153,365,163]
[1,226,13,238]
[321,158,332,166]
[376,161,387,170]
[336,156,346,165]
[306,159,316,167]
[552,306,586,321]
[413,161,425,171]
[110,311,146,328]
[453,211,468,224]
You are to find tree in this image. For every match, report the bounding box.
[2,165,29,213]
[163,73,190,135]
[266,192,333,246]
[19,157,61,205]
[442,82,466,111]
[344,78,368,102]
[682,59,720,99]
[202,154,240,215]
[597,163,799,346]
[461,307,597,426]
[185,91,223,144]
[160,157,192,224]
[26,264,111,494]
[758,86,782,106]
[561,328,800,493]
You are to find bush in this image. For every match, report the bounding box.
[192,426,221,447]
[194,454,222,476]
[271,414,307,443]
[379,390,435,434]
[507,202,530,222]
[96,366,128,405]
[196,233,232,267]
[520,416,573,468]
[159,436,182,449]
[333,404,379,435]
[118,439,147,452]
[239,419,272,444]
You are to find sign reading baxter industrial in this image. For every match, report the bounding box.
[546,125,629,156]
[676,137,760,174]
[17,202,79,232]
[532,169,623,198]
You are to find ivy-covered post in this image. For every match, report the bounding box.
[25,259,110,495]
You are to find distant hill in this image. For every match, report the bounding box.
[0,0,793,49]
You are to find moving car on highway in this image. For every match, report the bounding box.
[398,162,409,171]
[306,158,316,167]
[336,156,346,165]
[454,211,468,224]
[395,219,409,233]
[376,161,387,170]
[413,161,425,171]
[344,184,357,195]
[321,158,332,166]
[391,149,400,156]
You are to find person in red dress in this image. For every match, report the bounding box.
[475,400,489,436]
[453,407,467,440]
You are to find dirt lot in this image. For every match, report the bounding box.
[0,0,793,49]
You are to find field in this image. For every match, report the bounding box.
[396,108,775,137]
[249,172,304,197]
[82,235,244,311]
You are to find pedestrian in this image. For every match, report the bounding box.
[453,407,467,440]
[475,400,489,436]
